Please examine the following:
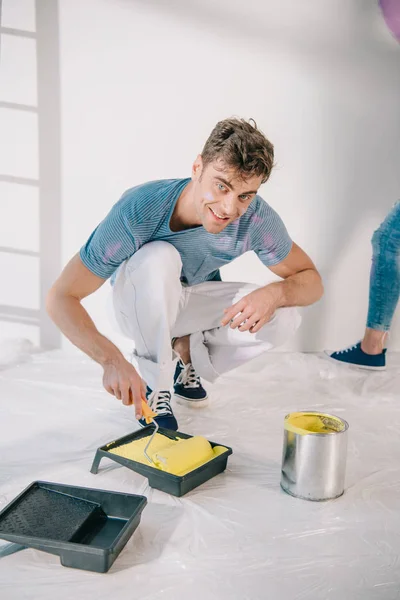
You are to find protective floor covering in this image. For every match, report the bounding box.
[1,348,400,599]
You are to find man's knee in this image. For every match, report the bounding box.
[112,242,183,335]
[126,241,182,280]
[371,205,400,256]
[274,306,301,340]
[371,228,399,258]
[256,307,301,346]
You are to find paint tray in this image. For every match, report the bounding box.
[91,426,233,497]
[0,481,147,573]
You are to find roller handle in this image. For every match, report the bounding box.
[141,399,157,424]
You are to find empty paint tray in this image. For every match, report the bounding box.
[0,481,147,573]
[91,426,233,497]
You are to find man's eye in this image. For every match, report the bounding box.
[240,195,250,201]
[217,183,225,191]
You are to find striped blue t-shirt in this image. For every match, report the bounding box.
[80,178,292,286]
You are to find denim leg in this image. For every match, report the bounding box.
[367,201,400,331]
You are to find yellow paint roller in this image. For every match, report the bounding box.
[140,400,225,476]
[151,435,215,476]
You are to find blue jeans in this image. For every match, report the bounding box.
[367,201,400,331]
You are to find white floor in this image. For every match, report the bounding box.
[1,348,400,600]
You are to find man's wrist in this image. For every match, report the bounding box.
[263,281,287,309]
[93,335,125,368]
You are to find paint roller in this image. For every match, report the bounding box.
[140,400,218,476]
[152,435,215,475]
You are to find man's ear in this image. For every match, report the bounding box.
[192,154,203,180]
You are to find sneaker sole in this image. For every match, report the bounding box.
[174,393,209,408]
[322,351,386,371]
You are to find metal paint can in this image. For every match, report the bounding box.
[280,412,349,501]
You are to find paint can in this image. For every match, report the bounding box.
[280,412,349,501]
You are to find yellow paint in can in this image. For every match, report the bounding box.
[284,412,346,436]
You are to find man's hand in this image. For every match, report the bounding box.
[221,286,281,334]
[221,243,323,334]
[102,357,147,419]
[46,255,149,419]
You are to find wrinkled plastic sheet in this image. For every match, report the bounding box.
[1,343,400,599]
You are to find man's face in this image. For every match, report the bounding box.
[191,156,263,233]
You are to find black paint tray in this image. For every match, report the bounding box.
[90,426,233,497]
[0,481,147,573]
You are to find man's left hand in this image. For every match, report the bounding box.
[221,285,281,334]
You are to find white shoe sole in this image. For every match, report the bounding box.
[174,393,209,408]
[322,351,386,371]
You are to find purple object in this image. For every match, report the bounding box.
[379,0,400,41]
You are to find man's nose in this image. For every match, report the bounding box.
[220,193,236,216]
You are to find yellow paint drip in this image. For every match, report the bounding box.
[284,412,346,436]
[109,433,228,476]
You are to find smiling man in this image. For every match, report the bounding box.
[47,118,323,430]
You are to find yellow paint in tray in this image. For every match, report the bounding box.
[108,433,228,476]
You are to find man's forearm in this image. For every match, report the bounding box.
[46,291,124,367]
[268,268,323,308]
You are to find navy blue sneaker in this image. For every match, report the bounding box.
[325,342,386,370]
[173,359,209,408]
[139,387,178,431]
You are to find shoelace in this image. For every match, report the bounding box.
[148,390,173,416]
[337,343,359,355]
[176,362,201,388]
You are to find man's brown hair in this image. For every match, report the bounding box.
[201,117,274,184]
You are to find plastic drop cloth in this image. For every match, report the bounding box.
[1,343,400,600]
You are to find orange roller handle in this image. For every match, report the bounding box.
[141,399,157,424]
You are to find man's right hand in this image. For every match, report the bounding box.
[102,357,147,419]
[46,254,148,419]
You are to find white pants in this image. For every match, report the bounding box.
[111,241,301,391]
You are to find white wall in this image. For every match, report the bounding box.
[0,0,40,345]
[1,0,400,353]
